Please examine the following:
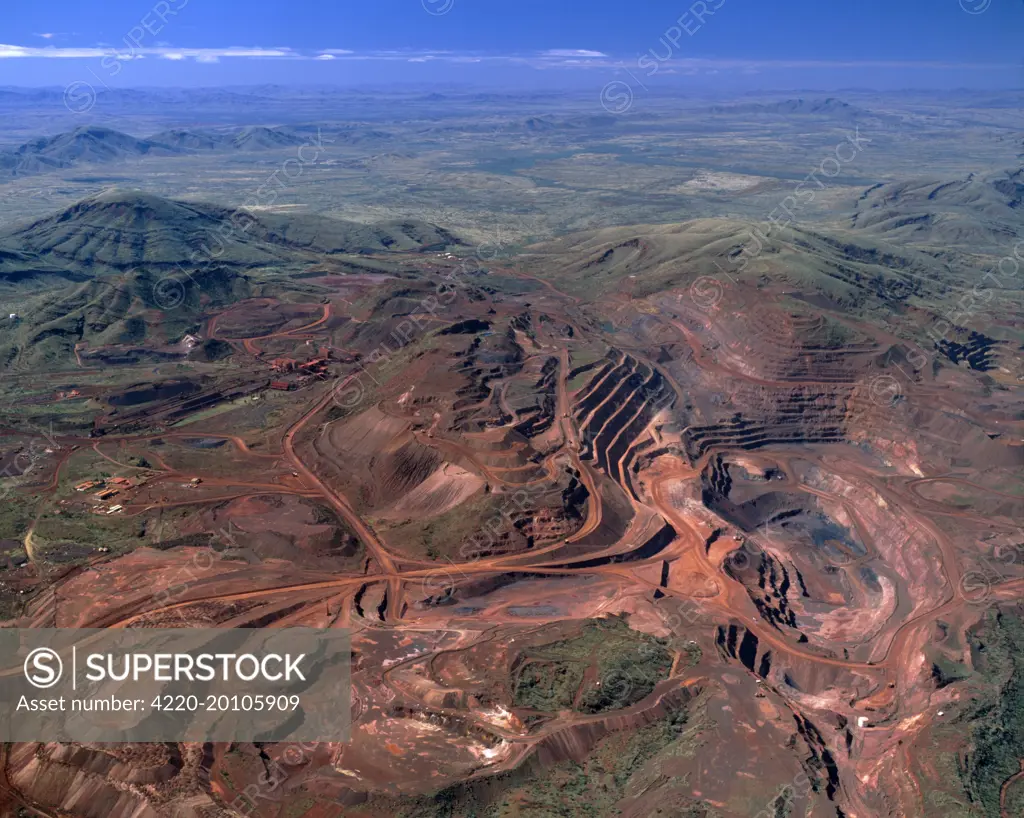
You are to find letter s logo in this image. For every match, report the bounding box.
[24,648,63,689]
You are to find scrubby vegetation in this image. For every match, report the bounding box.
[512,616,673,714]
[376,691,717,818]
[957,607,1024,815]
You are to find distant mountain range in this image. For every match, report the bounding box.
[703,97,876,120]
[149,125,309,152]
[0,127,176,176]
[0,124,391,178]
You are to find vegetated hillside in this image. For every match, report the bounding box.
[0,188,460,275]
[0,126,177,176]
[0,265,249,370]
[848,169,1024,250]
[517,211,1023,372]
[369,686,717,817]
[0,189,460,369]
[957,608,1024,817]
[517,217,945,309]
[0,246,91,291]
[0,189,299,273]
[253,211,462,254]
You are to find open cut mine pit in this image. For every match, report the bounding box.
[0,85,1021,818]
[4,242,1019,818]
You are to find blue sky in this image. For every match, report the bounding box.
[1,0,1021,89]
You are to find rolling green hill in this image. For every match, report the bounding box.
[0,189,460,368]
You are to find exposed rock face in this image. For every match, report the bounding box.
[7,742,214,818]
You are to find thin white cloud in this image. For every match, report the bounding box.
[0,45,102,59]
[542,49,607,58]
[0,44,1013,71]
[621,57,1016,70]
[152,47,293,60]
[0,44,295,60]
[524,53,1017,71]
